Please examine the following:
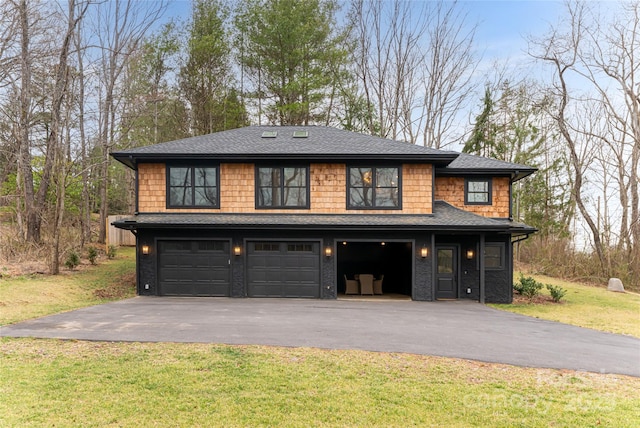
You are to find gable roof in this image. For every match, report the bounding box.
[112,126,458,169]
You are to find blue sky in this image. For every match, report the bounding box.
[165,0,565,54]
[464,1,564,58]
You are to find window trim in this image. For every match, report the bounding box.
[346,166,402,210]
[484,242,505,270]
[255,165,310,209]
[465,177,492,205]
[166,165,220,209]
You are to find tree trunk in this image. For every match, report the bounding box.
[17,0,39,243]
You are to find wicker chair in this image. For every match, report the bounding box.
[358,274,374,295]
[344,275,359,295]
[373,274,384,295]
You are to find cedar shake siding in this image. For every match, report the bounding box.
[434,176,510,218]
[138,162,433,215]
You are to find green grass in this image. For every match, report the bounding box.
[1,339,639,427]
[491,274,640,338]
[0,247,136,325]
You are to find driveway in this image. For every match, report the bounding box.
[1,297,639,377]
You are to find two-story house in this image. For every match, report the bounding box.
[112,126,536,303]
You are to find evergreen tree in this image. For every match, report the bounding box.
[235,0,348,125]
[463,87,496,157]
[180,0,247,135]
[466,82,572,237]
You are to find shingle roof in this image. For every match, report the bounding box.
[112,126,536,180]
[439,153,536,181]
[112,126,458,168]
[113,201,536,235]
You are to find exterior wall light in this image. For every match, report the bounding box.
[141,245,150,255]
[233,245,242,256]
[466,249,475,260]
[420,247,428,258]
[325,246,333,257]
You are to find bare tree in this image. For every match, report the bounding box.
[530,1,639,280]
[350,0,428,140]
[576,2,640,259]
[15,0,38,242]
[418,1,477,148]
[92,0,167,243]
[349,0,477,147]
[47,0,90,274]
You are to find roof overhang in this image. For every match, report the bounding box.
[112,202,537,237]
[112,152,458,170]
[436,167,537,182]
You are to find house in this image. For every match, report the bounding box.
[111,126,536,303]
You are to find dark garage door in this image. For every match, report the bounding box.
[158,240,231,296]
[247,241,320,298]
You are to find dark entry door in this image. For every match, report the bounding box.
[158,240,231,296]
[436,247,457,299]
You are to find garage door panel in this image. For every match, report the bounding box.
[247,241,320,298]
[158,240,231,297]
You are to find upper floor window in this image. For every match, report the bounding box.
[348,167,401,209]
[465,178,492,205]
[257,166,309,208]
[167,166,219,208]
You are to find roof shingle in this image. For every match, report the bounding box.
[113,201,536,235]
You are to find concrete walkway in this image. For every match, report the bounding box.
[1,297,639,377]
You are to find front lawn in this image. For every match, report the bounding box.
[490,274,640,338]
[1,339,639,427]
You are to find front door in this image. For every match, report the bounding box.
[436,247,458,299]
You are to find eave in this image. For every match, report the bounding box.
[112,201,537,236]
[436,167,536,182]
[112,152,458,170]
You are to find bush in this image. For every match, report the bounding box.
[107,245,117,260]
[546,284,567,303]
[87,247,98,265]
[64,251,80,270]
[514,274,543,299]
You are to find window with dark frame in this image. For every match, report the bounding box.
[465,178,492,205]
[348,166,400,209]
[256,167,309,208]
[254,242,280,252]
[484,243,505,270]
[168,166,219,208]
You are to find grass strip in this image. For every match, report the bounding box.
[490,273,640,338]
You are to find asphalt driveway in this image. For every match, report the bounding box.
[1,297,639,377]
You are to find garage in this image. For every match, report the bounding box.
[337,241,413,296]
[158,240,231,296]
[247,241,321,298]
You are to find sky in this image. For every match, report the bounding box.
[464,1,564,59]
[163,0,566,59]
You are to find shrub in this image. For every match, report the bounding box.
[107,245,117,260]
[514,274,543,299]
[64,251,80,270]
[546,284,567,303]
[87,246,98,265]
